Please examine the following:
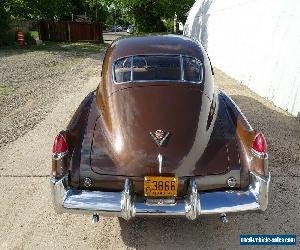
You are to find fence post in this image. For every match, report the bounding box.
[68,23,71,41]
[48,23,50,40]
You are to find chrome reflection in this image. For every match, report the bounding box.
[157,153,163,174]
[185,178,200,220]
[120,178,134,220]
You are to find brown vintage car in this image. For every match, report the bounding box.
[50,35,270,222]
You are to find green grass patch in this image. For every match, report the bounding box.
[1,41,109,57]
[29,41,108,55]
[0,85,15,95]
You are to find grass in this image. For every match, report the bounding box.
[0,41,109,58]
[0,85,15,95]
[29,41,108,54]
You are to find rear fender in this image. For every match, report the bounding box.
[220,92,256,189]
[51,92,95,186]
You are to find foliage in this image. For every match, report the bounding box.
[164,18,173,32]
[70,0,111,22]
[0,0,10,45]
[160,0,195,24]
[29,30,39,39]
[113,0,195,32]
[25,30,39,44]
[1,0,195,37]
[5,0,72,20]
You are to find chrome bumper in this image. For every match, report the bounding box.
[50,172,270,220]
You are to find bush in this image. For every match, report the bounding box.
[164,19,174,32]
[25,31,39,45]
[29,31,39,39]
[25,31,33,44]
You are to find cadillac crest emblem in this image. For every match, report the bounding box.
[150,129,170,147]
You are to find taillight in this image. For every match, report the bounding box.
[52,133,68,160]
[251,132,267,157]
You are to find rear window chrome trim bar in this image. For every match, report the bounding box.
[112,53,204,85]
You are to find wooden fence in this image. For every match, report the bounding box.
[39,21,103,43]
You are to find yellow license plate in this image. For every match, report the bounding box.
[144,176,178,197]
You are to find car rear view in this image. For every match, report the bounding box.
[50,35,270,222]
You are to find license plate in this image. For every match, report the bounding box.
[144,176,178,197]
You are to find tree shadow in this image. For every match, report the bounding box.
[0,41,109,60]
[117,94,300,249]
[0,31,128,59]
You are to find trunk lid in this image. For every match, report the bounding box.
[91,84,230,177]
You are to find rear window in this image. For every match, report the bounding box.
[114,57,132,82]
[182,56,203,82]
[114,55,203,83]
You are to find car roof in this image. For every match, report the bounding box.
[109,35,204,62]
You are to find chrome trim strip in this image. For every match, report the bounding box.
[180,54,184,81]
[130,55,133,81]
[52,150,68,160]
[251,149,268,159]
[50,172,270,219]
[157,154,163,174]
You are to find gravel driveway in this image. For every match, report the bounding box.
[0,37,299,249]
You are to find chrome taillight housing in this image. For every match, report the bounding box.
[52,133,68,160]
[251,132,268,158]
[251,132,268,176]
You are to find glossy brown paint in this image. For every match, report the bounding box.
[219,93,267,187]
[51,35,265,195]
[90,35,242,182]
[76,94,244,195]
[51,92,94,185]
[92,83,231,177]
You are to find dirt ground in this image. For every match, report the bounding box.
[0,35,299,249]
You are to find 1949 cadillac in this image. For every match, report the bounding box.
[50,35,270,223]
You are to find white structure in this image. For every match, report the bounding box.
[184,0,300,118]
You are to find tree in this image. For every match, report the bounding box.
[4,0,73,20]
[160,0,194,23]
[82,0,111,22]
[112,0,163,32]
[113,0,195,32]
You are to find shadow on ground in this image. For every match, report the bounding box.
[0,31,128,59]
[0,41,109,59]
[114,94,299,249]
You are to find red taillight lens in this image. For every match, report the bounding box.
[52,134,68,159]
[252,132,267,155]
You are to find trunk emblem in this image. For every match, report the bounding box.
[150,130,170,147]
